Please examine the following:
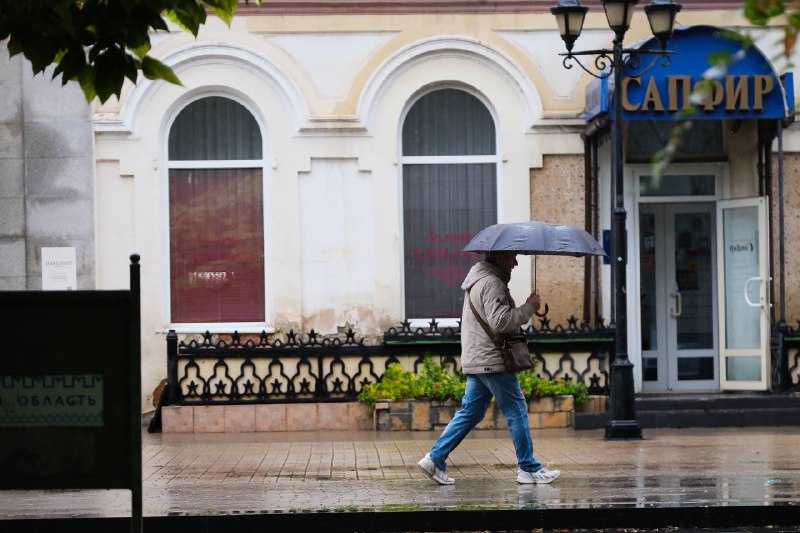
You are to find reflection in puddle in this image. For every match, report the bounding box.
[2,475,799,517]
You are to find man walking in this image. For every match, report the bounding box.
[417,251,560,485]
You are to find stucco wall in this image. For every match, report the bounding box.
[83,8,799,405]
[94,16,554,405]
[529,154,591,325]
[0,46,95,291]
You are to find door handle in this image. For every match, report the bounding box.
[744,276,762,308]
[670,291,682,318]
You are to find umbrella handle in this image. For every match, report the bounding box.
[534,303,549,318]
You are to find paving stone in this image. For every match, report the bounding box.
[1,427,800,519]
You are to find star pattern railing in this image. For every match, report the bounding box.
[165,317,618,405]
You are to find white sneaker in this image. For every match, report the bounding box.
[517,466,561,484]
[416,453,455,485]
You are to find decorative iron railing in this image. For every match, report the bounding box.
[776,321,800,391]
[165,316,615,406]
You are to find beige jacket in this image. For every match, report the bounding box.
[459,261,535,374]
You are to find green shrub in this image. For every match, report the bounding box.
[357,356,465,405]
[358,355,589,405]
[517,369,590,405]
[416,356,467,402]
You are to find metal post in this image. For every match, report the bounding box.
[167,329,179,405]
[316,353,326,399]
[605,36,642,440]
[129,254,143,533]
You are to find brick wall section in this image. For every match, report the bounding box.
[575,395,607,415]
[161,396,610,432]
[162,402,374,433]
[374,396,576,431]
[771,153,800,388]
[530,154,590,324]
[771,153,800,324]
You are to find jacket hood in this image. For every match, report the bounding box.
[461,261,509,291]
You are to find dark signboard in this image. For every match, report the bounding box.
[0,256,141,529]
[0,292,134,488]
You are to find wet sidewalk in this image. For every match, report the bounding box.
[2,426,800,531]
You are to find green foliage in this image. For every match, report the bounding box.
[516,369,590,405]
[744,0,786,26]
[357,357,466,405]
[357,355,589,405]
[0,0,256,103]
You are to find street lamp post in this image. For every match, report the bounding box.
[551,0,681,440]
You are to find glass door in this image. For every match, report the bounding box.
[717,197,770,391]
[664,204,718,390]
[639,203,718,391]
[639,205,666,391]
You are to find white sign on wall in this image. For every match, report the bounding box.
[41,247,77,291]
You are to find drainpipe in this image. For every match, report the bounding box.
[582,117,609,328]
[757,122,765,197]
[777,119,786,327]
[583,134,592,325]
[765,122,776,324]
[593,137,601,327]
[777,119,790,391]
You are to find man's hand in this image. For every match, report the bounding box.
[526,291,541,312]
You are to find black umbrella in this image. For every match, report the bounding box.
[463,221,606,317]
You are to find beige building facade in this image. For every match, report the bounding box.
[4,2,795,405]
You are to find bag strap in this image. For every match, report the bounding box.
[467,290,502,348]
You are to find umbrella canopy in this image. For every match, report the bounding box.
[463,221,606,257]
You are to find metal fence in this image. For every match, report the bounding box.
[775,321,800,391]
[165,317,615,406]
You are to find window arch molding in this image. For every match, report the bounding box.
[161,90,271,332]
[398,84,500,324]
[96,42,306,136]
[361,36,541,133]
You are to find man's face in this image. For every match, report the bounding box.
[495,252,518,275]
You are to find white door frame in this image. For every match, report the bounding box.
[664,203,719,391]
[638,203,719,391]
[717,196,771,391]
[630,163,726,393]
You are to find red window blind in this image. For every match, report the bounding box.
[169,168,265,323]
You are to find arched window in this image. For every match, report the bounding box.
[168,96,265,323]
[401,88,497,319]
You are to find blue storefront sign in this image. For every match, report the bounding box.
[584,25,794,122]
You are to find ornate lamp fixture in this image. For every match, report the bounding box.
[645,0,682,49]
[550,0,588,52]
[551,0,681,440]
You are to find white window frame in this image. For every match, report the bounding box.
[161,91,272,334]
[634,163,727,204]
[397,85,501,329]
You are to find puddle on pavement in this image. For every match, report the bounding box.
[2,475,800,518]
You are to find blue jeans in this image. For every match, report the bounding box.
[429,372,542,473]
